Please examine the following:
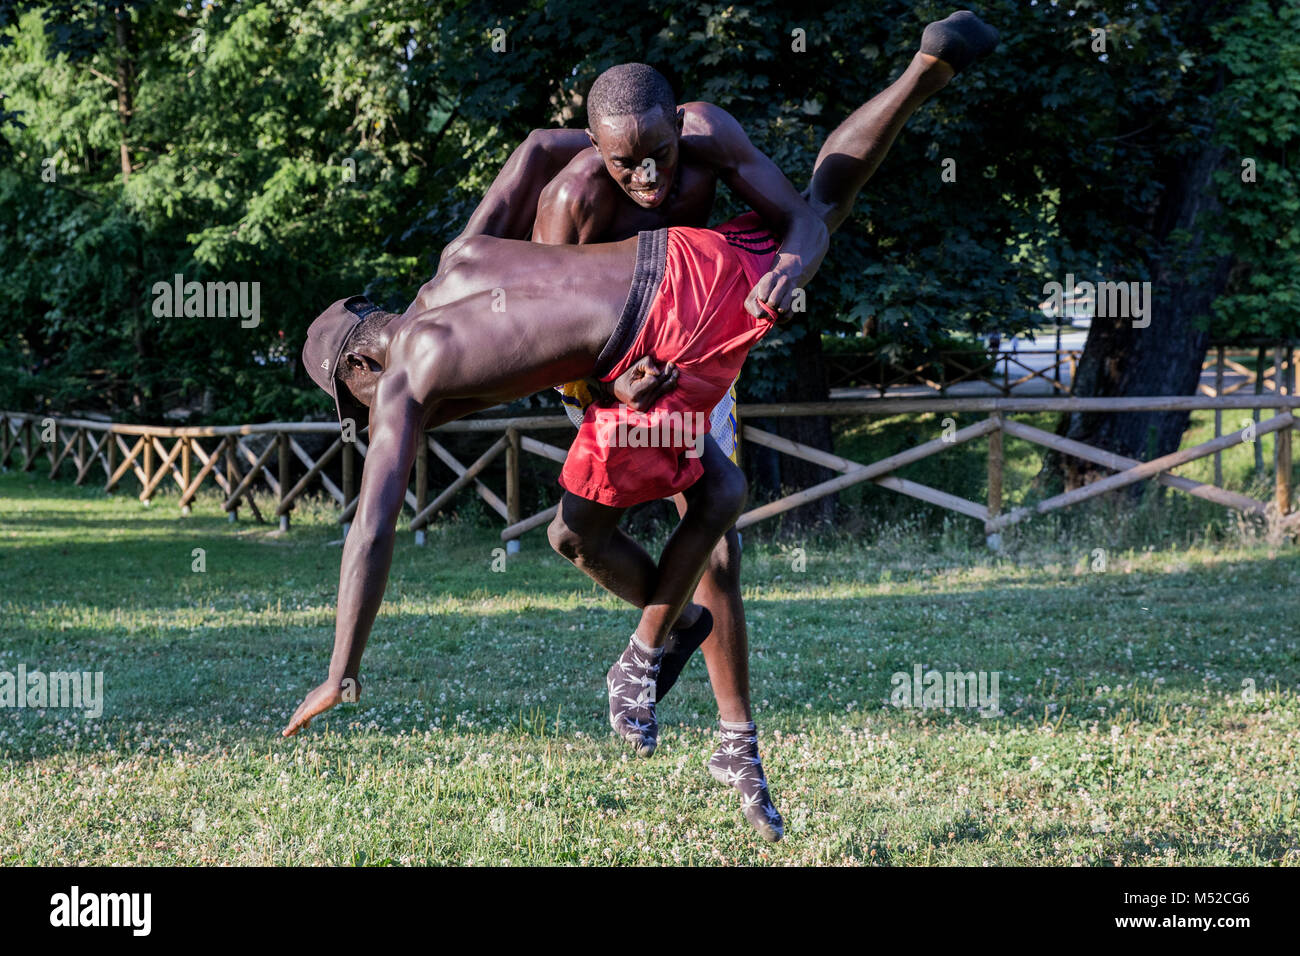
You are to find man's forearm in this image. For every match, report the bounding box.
[327,522,398,681]
[772,208,830,289]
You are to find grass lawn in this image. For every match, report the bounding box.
[1,468,1298,866]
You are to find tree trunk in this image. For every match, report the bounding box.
[771,329,837,525]
[113,5,135,184]
[1050,139,1233,490]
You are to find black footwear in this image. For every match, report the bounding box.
[656,607,713,702]
[921,10,1000,74]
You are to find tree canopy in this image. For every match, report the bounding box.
[0,0,1295,424]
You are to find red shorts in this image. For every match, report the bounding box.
[558,213,779,508]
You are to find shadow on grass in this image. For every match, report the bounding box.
[0,550,1295,766]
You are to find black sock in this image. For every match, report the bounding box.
[656,607,713,702]
[921,10,1000,74]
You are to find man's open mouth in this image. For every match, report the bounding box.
[629,183,666,205]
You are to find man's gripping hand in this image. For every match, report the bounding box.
[610,357,679,411]
[745,265,799,322]
[282,675,361,737]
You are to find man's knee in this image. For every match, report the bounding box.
[703,461,748,526]
[546,512,583,561]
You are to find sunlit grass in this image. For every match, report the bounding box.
[1,469,1297,865]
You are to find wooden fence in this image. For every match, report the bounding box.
[826,342,1297,397]
[4,390,1298,548]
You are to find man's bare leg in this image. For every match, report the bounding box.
[677,524,750,721]
[629,451,747,654]
[806,11,998,233]
[600,437,745,750]
[547,439,743,692]
[548,494,714,634]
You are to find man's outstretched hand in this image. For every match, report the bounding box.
[611,357,679,411]
[282,675,360,737]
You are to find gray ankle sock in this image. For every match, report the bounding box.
[606,635,662,757]
[709,720,784,842]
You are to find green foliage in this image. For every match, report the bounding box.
[1208,0,1300,340]
[0,0,1295,422]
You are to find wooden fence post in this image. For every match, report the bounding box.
[505,427,521,553]
[225,441,238,522]
[20,419,34,471]
[181,438,192,515]
[1279,345,1293,517]
[986,413,1003,550]
[278,432,291,532]
[1214,344,1224,486]
[105,430,116,488]
[414,433,428,546]
[341,436,355,538]
[141,437,154,505]
[1254,346,1265,474]
[1054,325,1062,389]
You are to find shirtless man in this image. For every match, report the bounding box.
[283,11,999,842]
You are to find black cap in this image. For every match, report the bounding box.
[302,296,394,431]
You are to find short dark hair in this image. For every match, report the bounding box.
[587,62,676,130]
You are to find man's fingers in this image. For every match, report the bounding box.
[282,702,313,737]
[766,273,793,314]
[746,276,778,318]
[632,365,679,411]
[748,271,795,319]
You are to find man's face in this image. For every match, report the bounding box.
[589,106,683,209]
[340,350,383,408]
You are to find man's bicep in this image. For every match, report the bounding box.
[725,146,809,229]
[693,104,807,226]
[354,390,423,534]
[458,130,587,242]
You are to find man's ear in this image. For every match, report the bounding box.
[345,351,383,377]
[675,107,684,134]
[586,128,599,152]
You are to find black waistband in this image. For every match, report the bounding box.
[591,228,668,379]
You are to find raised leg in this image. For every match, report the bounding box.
[805,11,999,234]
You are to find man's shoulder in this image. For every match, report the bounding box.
[542,149,616,204]
[679,101,747,167]
[680,100,731,130]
